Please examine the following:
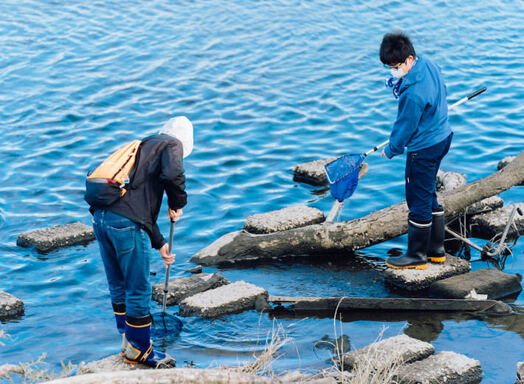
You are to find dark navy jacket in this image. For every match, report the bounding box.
[384,55,452,159]
[91,134,187,249]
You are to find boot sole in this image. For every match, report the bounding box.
[385,262,428,270]
[124,358,139,365]
[428,256,446,263]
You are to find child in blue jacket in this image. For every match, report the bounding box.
[380,32,453,269]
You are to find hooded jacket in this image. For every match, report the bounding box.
[384,55,452,159]
[90,134,187,249]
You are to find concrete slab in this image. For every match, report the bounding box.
[437,170,467,191]
[469,203,524,240]
[429,268,522,300]
[152,273,230,306]
[0,291,24,320]
[395,351,482,384]
[244,205,325,234]
[17,222,95,253]
[292,157,336,186]
[340,334,434,371]
[465,196,504,216]
[383,255,471,291]
[179,281,268,318]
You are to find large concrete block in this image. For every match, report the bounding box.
[0,291,24,320]
[292,157,336,186]
[152,273,230,306]
[383,255,471,291]
[244,205,325,234]
[429,268,522,300]
[469,203,524,240]
[179,281,268,318]
[340,334,434,371]
[395,351,482,384]
[17,222,95,253]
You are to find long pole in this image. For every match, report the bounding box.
[162,220,175,316]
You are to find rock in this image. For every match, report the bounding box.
[0,291,24,320]
[47,367,280,383]
[429,268,522,300]
[186,265,203,274]
[395,351,482,384]
[152,273,230,306]
[517,362,524,382]
[465,196,504,216]
[383,255,471,291]
[17,222,95,253]
[244,205,325,234]
[292,157,337,186]
[437,170,467,192]
[340,334,434,371]
[179,281,268,318]
[498,156,516,170]
[78,354,154,374]
[255,295,272,312]
[469,203,524,240]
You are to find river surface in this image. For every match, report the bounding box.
[0,0,523,382]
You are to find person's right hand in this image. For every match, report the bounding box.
[159,243,175,268]
[168,208,183,222]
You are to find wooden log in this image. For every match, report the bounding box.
[191,151,524,265]
[267,296,511,314]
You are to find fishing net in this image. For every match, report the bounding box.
[324,154,364,202]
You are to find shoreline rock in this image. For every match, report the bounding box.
[17,222,95,253]
[0,291,24,320]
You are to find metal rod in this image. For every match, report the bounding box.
[445,227,484,252]
[162,220,175,315]
[486,205,519,258]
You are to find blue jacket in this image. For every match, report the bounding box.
[384,55,452,159]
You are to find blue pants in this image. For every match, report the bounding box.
[92,209,152,318]
[405,133,453,222]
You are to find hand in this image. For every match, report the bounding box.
[159,243,175,268]
[381,149,387,158]
[168,208,183,222]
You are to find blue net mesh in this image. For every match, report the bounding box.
[324,154,364,202]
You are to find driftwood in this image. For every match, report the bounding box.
[191,151,524,265]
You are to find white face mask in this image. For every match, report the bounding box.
[390,66,405,79]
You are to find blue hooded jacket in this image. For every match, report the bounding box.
[384,55,452,159]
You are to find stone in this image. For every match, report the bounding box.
[395,351,482,384]
[498,156,516,170]
[292,157,337,186]
[465,196,504,216]
[244,205,325,234]
[517,362,524,382]
[17,222,95,253]
[255,295,272,312]
[469,203,524,240]
[152,273,230,306]
[179,281,268,318]
[186,265,203,274]
[383,255,471,291]
[0,291,24,320]
[429,268,522,300]
[437,170,467,192]
[340,334,434,371]
[78,354,154,374]
[48,367,280,383]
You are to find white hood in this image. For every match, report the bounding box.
[159,116,194,158]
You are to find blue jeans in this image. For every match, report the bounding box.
[92,210,152,318]
[405,133,453,222]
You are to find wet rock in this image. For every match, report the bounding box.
[383,255,471,291]
[179,281,268,318]
[464,196,504,216]
[339,334,434,371]
[152,273,230,306]
[17,222,95,253]
[314,335,351,355]
[498,156,516,170]
[429,268,522,300]
[469,203,524,240]
[255,295,272,312]
[517,362,524,383]
[186,265,203,274]
[292,157,337,186]
[78,354,154,374]
[437,170,467,192]
[395,351,482,384]
[49,367,280,383]
[244,205,325,234]
[0,291,24,320]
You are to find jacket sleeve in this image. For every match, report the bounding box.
[150,223,166,250]
[160,140,187,210]
[384,95,424,159]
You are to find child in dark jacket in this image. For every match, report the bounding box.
[380,32,453,269]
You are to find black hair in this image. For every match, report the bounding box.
[379,32,416,66]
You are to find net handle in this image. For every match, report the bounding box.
[364,87,487,157]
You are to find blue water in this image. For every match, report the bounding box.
[0,0,523,382]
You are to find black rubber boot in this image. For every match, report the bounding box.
[427,209,446,263]
[386,220,430,270]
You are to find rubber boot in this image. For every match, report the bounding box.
[112,303,127,356]
[124,314,176,368]
[386,220,430,270]
[427,209,446,263]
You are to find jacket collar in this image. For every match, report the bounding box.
[401,55,424,90]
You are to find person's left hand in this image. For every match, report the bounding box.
[168,208,183,222]
[381,149,387,158]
